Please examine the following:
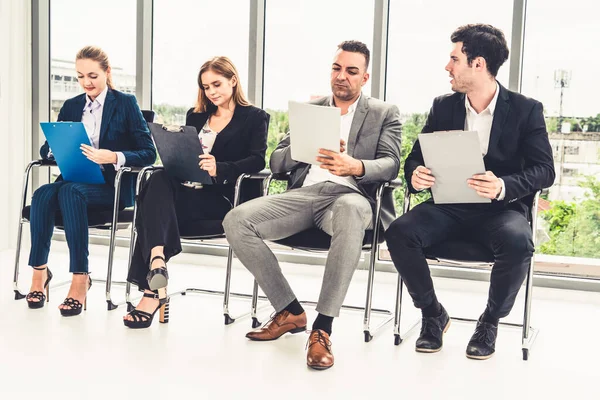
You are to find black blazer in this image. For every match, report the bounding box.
[186,105,269,203]
[405,83,555,216]
[41,89,157,207]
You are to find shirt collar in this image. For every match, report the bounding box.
[465,81,499,116]
[86,85,109,108]
[330,94,361,114]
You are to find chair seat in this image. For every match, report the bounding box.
[424,240,494,264]
[274,227,383,250]
[179,220,225,240]
[22,206,133,228]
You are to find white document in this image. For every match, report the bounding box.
[288,101,341,165]
[418,130,490,204]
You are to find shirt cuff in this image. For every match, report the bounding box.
[113,152,126,170]
[496,178,506,200]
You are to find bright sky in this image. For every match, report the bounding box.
[51,0,600,117]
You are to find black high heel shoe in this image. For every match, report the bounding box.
[123,291,170,329]
[26,266,53,309]
[147,255,168,290]
[59,274,92,317]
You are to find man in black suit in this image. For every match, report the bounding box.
[384,24,555,360]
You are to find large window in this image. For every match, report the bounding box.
[152,0,250,125]
[263,0,374,113]
[521,0,600,267]
[386,1,513,115]
[263,0,374,177]
[50,0,137,121]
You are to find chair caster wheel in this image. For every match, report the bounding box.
[364,331,373,342]
[394,335,402,345]
[14,290,26,300]
[107,300,118,311]
[252,317,261,328]
[522,348,529,360]
[224,314,235,325]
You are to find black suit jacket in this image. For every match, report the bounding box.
[186,105,269,203]
[405,83,555,216]
[41,89,157,207]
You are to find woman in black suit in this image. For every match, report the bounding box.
[124,56,268,328]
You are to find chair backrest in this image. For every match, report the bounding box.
[141,110,155,124]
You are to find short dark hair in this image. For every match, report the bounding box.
[337,40,370,70]
[451,24,509,77]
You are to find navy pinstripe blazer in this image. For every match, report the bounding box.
[40,89,157,207]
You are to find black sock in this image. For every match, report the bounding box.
[480,310,499,326]
[312,314,334,336]
[283,299,304,316]
[422,297,442,318]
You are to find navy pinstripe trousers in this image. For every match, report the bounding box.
[28,181,115,273]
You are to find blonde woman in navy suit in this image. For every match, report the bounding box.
[124,57,268,328]
[26,46,156,316]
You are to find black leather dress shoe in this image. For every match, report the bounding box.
[466,318,498,360]
[415,305,450,353]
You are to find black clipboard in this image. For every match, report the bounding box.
[149,122,213,184]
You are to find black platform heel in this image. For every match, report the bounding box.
[26,266,53,309]
[123,291,170,329]
[147,255,168,290]
[59,274,92,317]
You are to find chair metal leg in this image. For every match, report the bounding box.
[392,276,420,345]
[13,219,26,300]
[251,279,261,328]
[105,168,126,310]
[521,258,538,361]
[223,246,236,325]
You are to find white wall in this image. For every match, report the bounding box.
[0,0,32,250]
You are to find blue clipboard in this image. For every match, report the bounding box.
[40,122,105,184]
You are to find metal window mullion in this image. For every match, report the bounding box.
[248,0,266,108]
[136,0,153,110]
[31,0,50,191]
[371,0,390,101]
[508,0,527,92]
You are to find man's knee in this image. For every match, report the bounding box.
[332,195,372,226]
[384,214,420,247]
[495,225,534,259]
[223,203,252,237]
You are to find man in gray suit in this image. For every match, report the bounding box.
[223,41,401,370]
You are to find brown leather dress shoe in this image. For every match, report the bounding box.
[245,310,307,341]
[306,329,334,370]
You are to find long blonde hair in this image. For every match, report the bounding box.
[194,56,250,113]
[76,45,114,89]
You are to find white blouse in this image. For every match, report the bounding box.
[199,120,218,153]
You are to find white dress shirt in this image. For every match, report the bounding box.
[81,86,125,170]
[464,81,505,200]
[301,95,361,191]
[199,120,218,154]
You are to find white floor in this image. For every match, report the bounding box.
[1,241,599,399]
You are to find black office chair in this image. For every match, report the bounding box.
[123,166,271,321]
[13,110,156,310]
[392,184,541,360]
[239,173,396,342]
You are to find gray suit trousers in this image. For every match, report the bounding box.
[223,181,373,317]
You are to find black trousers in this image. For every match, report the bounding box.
[127,170,232,290]
[384,202,534,320]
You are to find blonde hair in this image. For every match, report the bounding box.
[194,56,250,113]
[76,45,114,89]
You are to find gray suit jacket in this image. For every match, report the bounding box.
[270,95,402,229]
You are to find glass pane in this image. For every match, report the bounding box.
[522,0,600,276]
[264,0,374,112]
[152,0,250,125]
[263,0,374,193]
[50,0,137,121]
